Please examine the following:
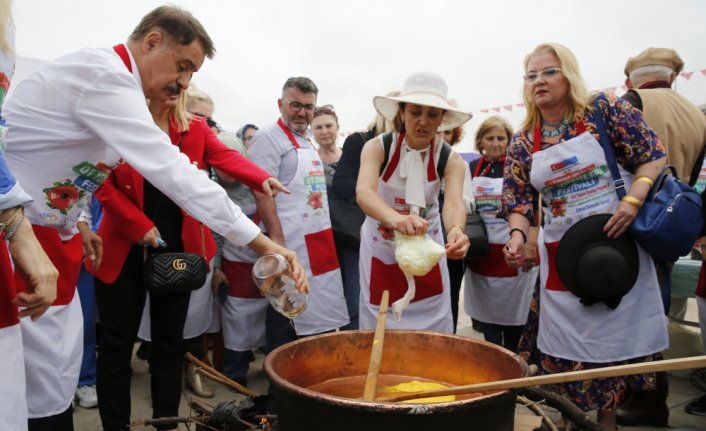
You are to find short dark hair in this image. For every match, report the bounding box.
[129,5,215,59]
[282,77,318,97]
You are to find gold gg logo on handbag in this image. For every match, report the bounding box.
[172,258,187,271]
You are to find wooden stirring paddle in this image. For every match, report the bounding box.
[362,290,390,401]
[376,355,706,403]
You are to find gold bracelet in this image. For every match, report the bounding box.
[447,224,464,234]
[0,206,23,232]
[635,176,654,188]
[4,214,25,241]
[622,195,643,209]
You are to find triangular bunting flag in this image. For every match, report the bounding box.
[460,67,703,122]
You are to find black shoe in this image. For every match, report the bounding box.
[616,372,669,427]
[135,341,151,360]
[685,394,706,416]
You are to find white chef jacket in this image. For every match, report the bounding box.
[3,45,260,246]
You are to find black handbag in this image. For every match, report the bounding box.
[329,192,365,243]
[144,251,207,294]
[464,211,489,260]
[142,170,209,294]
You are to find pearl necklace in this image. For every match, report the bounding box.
[541,119,569,138]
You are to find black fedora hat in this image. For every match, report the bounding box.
[556,213,640,309]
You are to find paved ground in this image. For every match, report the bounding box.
[73,298,706,430]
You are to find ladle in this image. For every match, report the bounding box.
[376,355,706,402]
[362,289,390,401]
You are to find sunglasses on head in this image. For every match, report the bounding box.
[317,104,335,112]
[189,110,218,128]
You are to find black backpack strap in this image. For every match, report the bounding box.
[378,133,453,179]
[436,141,453,180]
[379,132,394,176]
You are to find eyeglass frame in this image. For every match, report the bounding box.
[523,67,562,84]
[283,99,316,113]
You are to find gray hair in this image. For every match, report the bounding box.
[629,64,674,85]
[281,77,318,98]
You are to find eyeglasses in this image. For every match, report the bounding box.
[284,100,316,113]
[523,67,562,84]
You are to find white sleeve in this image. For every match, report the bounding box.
[75,70,260,246]
[77,201,92,226]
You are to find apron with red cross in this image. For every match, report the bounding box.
[359,132,452,333]
[274,120,348,335]
[464,173,537,326]
[220,213,268,351]
[530,125,667,362]
[15,225,83,418]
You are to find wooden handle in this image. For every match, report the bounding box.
[376,355,706,402]
[185,352,259,398]
[363,290,390,401]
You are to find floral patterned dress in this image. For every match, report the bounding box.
[500,92,667,411]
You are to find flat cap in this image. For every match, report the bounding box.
[624,47,684,77]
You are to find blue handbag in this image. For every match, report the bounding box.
[593,101,703,263]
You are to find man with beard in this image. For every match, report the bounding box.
[248,77,348,355]
[3,6,307,431]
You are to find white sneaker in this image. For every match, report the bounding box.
[75,385,98,408]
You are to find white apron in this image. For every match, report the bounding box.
[0,324,26,429]
[274,120,348,335]
[530,125,668,362]
[17,226,83,418]
[138,258,215,340]
[359,133,453,333]
[22,295,82,418]
[220,226,268,351]
[464,174,537,325]
[0,237,27,431]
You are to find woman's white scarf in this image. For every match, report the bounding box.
[398,141,430,215]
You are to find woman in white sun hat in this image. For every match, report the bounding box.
[356,72,472,332]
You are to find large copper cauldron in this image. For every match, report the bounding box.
[264,330,528,431]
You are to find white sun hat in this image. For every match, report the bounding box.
[373,72,473,131]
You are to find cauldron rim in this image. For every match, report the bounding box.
[263,330,528,413]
